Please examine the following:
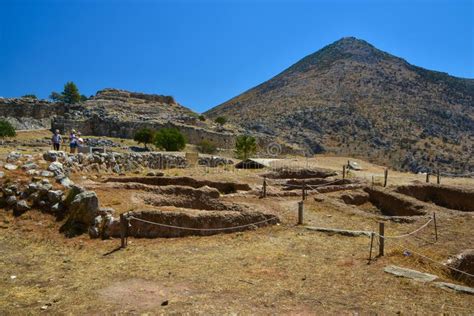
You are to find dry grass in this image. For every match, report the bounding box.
[1,137,473,314]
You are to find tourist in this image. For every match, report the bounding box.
[77,132,84,148]
[51,129,62,151]
[69,129,78,153]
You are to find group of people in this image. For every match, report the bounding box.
[51,129,84,153]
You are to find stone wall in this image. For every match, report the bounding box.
[52,116,236,148]
[0,98,65,130]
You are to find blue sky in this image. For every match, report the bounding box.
[1,0,473,112]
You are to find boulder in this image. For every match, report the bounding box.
[40,171,54,177]
[48,161,64,175]
[4,164,18,171]
[6,152,21,163]
[22,162,38,171]
[5,195,17,206]
[61,191,99,237]
[15,200,30,213]
[43,150,64,162]
[0,171,4,178]
[47,190,64,204]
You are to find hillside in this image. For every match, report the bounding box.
[205,37,474,174]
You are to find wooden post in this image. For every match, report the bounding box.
[368,232,375,264]
[302,184,306,201]
[120,214,126,249]
[262,176,267,198]
[384,169,388,187]
[378,222,385,257]
[437,169,440,185]
[433,212,438,242]
[298,201,304,225]
[371,176,374,187]
[342,165,346,179]
[426,172,430,183]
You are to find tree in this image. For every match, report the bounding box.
[80,94,88,102]
[215,116,227,126]
[49,91,63,102]
[198,115,206,121]
[0,120,16,144]
[62,82,81,104]
[22,94,37,99]
[134,128,155,149]
[235,135,257,160]
[154,128,186,151]
[197,140,217,154]
[49,81,82,104]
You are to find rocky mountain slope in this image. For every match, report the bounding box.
[206,37,474,174]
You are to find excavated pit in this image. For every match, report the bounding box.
[104,176,251,194]
[112,209,278,238]
[262,168,337,179]
[395,184,474,212]
[338,187,428,217]
[98,180,277,237]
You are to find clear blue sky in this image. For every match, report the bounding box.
[1,0,473,112]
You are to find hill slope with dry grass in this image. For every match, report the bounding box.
[206,37,474,174]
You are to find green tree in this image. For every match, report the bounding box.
[154,128,186,151]
[62,82,81,104]
[22,94,37,99]
[235,135,257,160]
[198,115,206,121]
[134,128,155,149]
[49,81,82,104]
[214,116,227,126]
[197,140,217,154]
[49,91,63,102]
[0,120,16,143]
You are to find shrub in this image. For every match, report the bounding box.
[154,128,186,151]
[0,120,16,139]
[22,94,37,99]
[197,140,217,154]
[134,128,155,149]
[214,116,227,126]
[235,135,257,160]
[198,115,206,121]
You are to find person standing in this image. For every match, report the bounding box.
[51,129,62,151]
[69,129,78,153]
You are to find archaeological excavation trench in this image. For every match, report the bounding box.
[395,184,474,212]
[99,177,277,238]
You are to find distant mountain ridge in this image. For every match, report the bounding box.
[205,37,474,173]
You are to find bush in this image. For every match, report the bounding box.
[215,116,227,126]
[22,94,37,99]
[198,115,206,121]
[235,135,257,160]
[0,120,16,139]
[154,128,186,151]
[134,128,155,149]
[197,140,217,154]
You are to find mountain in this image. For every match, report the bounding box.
[205,37,474,174]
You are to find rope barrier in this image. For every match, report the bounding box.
[128,215,279,232]
[373,232,474,278]
[382,218,433,239]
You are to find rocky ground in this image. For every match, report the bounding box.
[0,134,473,314]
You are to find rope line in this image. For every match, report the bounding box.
[373,232,474,278]
[128,216,278,232]
[383,218,433,239]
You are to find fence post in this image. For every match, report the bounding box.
[433,212,438,242]
[262,176,267,198]
[378,222,385,257]
[437,169,440,185]
[298,201,304,225]
[368,232,375,264]
[342,165,346,179]
[371,176,375,187]
[384,169,388,187]
[120,214,126,249]
[426,172,430,183]
[301,184,306,201]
